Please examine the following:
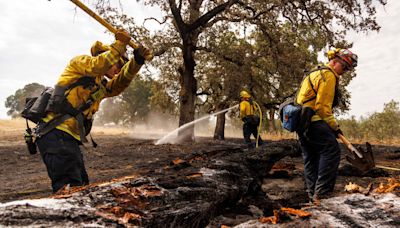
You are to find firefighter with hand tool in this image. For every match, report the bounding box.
[296,48,358,205]
[36,30,151,193]
[239,90,264,149]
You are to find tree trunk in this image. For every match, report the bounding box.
[213,104,227,140]
[177,33,198,142]
[269,109,276,132]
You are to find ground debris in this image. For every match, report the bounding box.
[344,182,373,195]
[0,141,298,227]
[258,207,311,225]
[281,207,312,218]
[235,192,400,228]
[259,209,280,224]
[374,177,400,193]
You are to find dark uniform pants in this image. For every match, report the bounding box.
[243,122,263,148]
[36,128,89,193]
[298,120,340,200]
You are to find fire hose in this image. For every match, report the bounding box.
[253,101,263,148]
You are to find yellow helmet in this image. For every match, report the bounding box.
[327,48,341,61]
[240,90,251,98]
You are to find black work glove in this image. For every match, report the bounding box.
[334,128,343,138]
[133,45,151,65]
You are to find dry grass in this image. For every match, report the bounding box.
[0,118,26,131]
[261,131,400,146]
[0,119,132,139]
[1,119,399,146]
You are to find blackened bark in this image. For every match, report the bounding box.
[177,33,198,141]
[213,113,226,140]
[269,109,276,132]
[213,103,228,140]
[0,141,299,228]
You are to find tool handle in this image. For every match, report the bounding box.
[375,165,400,171]
[70,0,153,60]
[338,134,363,158]
[253,101,262,148]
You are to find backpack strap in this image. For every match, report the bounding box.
[300,65,335,104]
[35,76,100,144]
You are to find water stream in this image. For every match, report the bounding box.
[155,104,239,145]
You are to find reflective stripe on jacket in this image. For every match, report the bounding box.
[296,64,339,131]
[42,40,142,141]
[240,100,257,120]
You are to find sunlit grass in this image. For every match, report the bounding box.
[0,119,399,146]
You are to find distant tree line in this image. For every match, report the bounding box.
[5,81,398,142]
[338,100,400,142]
[268,100,400,142]
[4,76,178,127]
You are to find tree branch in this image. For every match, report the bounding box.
[169,0,187,33]
[188,0,239,31]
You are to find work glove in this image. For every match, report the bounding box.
[115,29,131,45]
[334,128,343,138]
[134,45,151,65]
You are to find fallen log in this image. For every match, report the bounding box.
[0,140,299,227]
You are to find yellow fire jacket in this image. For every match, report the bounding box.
[42,40,142,141]
[296,64,339,131]
[240,99,257,120]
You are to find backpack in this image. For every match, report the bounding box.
[21,87,54,124]
[279,66,334,133]
[279,97,315,133]
[21,76,100,154]
[279,97,302,132]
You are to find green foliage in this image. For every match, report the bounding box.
[4,83,45,117]
[121,79,153,122]
[339,100,400,141]
[97,77,154,124]
[96,77,178,125]
[150,82,178,115]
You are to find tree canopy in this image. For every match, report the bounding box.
[92,0,386,140]
[5,0,389,142]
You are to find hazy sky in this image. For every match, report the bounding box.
[0,0,399,119]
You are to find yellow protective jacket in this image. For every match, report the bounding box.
[42,40,142,141]
[240,99,257,121]
[296,64,339,131]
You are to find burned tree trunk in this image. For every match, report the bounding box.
[0,141,299,227]
[268,109,277,132]
[169,0,240,142]
[177,33,198,141]
[213,112,226,140]
[213,103,228,140]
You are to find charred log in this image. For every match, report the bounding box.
[0,141,298,227]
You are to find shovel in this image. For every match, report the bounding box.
[338,134,400,173]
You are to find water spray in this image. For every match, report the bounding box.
[155,104,239,145]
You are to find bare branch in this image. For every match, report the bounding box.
[143,16,170,26]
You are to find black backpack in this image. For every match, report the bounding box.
[21,76,99,154]
[21,87,54,124]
